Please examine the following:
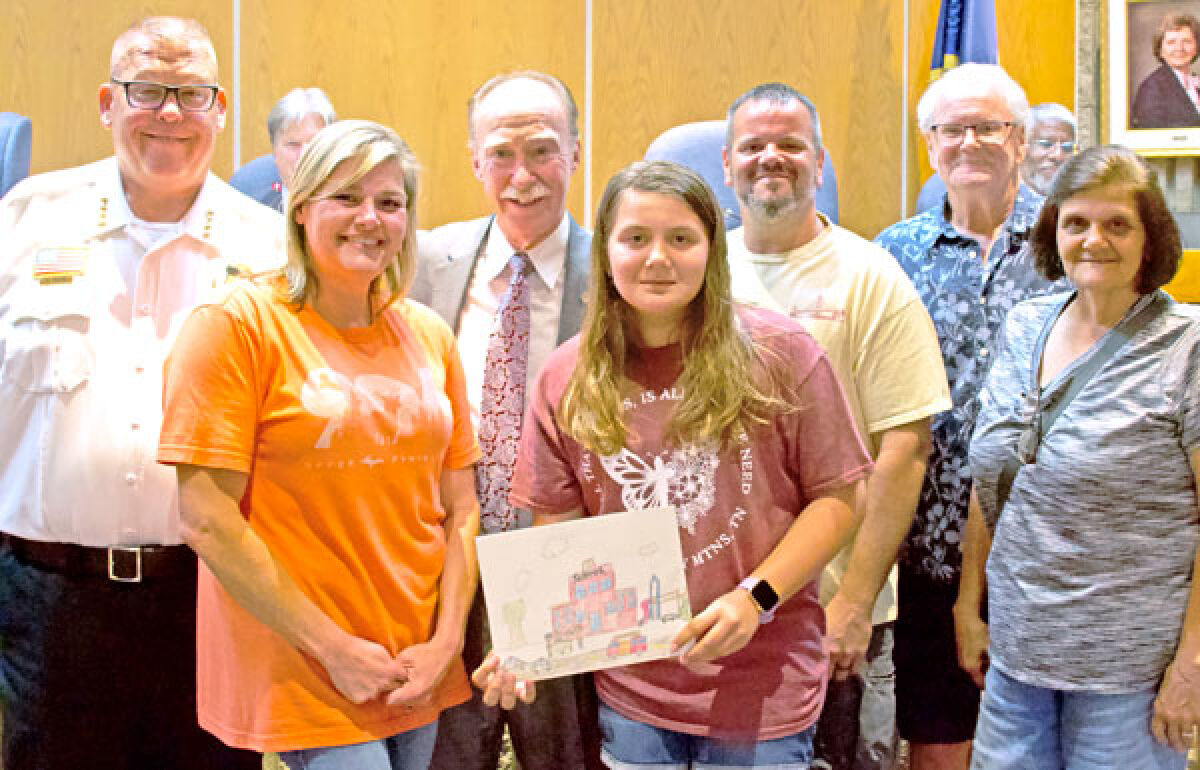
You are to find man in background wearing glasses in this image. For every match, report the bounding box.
[0,16,281,768]
[875,63,1066,770]
[1020,103,1078,197]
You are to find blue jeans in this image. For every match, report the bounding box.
[278,721,438,770]
[598,699,814,769]
[813,623,898,770]
[971,666,1185,770]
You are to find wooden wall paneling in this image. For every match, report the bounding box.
[591,0,908,240]
[240,0,587,231]
[5,1,1078,233]
[0,1,235,177]
[999,0,1076,110]
[905,0,1077,215]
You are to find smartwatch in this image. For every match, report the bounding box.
[737,576,779,624]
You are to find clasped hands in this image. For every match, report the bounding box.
[324,634,456,710]
[473,587,762,708]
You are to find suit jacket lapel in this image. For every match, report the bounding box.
[1182,73,1200,119]
[432,217,493,332]
[428,214,586,340]
[557,215,590,344]
[1164,66,1200,121]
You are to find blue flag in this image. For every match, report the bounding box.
[931,0,998,78]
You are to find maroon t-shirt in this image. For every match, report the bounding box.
[510,307,872,740]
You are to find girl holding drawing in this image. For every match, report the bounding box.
[477,159,871,768]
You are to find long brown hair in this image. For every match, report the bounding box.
[558,160,789,455]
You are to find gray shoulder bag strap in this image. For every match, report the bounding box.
[995,291,1163,513]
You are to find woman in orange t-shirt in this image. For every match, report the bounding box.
[159,120,481,767]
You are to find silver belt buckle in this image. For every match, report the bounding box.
[107,546,143,582]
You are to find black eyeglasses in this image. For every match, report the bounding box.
[930,120,1016,146]
[110,79,220,112]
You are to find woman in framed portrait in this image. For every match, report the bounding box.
[1131,12,1200,128]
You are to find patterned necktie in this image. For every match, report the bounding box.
[477,252,532,533]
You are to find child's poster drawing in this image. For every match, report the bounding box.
[476,506,692,681]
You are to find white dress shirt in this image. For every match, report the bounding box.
[456,214,569,429]
[0,158,284,546]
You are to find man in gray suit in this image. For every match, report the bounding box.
[410,70,602,770]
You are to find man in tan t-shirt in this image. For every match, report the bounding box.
[723,82,950,770]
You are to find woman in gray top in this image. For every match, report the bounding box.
[955,145,1200,768]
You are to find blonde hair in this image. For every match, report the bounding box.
[283,120,419,316]
[559,160,789,455]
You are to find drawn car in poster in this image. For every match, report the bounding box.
[606,631,648,658]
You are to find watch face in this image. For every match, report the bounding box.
[751,578,779,612]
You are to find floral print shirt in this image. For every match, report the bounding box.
[874,186,1066,582]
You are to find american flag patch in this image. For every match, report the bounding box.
[33,246,88,284]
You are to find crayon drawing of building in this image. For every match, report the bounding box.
[549,558,638,645]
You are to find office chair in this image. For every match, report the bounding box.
[0,112,33,199]
[230,154,283,210]
[915,173,947,214]
[644,119,840,230]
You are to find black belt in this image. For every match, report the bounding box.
[2,534,195,582]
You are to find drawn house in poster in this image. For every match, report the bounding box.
[476,506,691,679]
[550,558,638,645]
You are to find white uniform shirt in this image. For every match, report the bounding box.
[0,158,284,546]
[456,214,569,428]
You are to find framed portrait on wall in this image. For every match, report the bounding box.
[1110,0,1200,154]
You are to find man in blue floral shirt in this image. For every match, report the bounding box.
[874,63,1067,770]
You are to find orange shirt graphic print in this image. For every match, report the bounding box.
[301,366,451,450]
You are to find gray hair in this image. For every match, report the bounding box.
[916,63,1029,134]
[1026,102,1077,135]
[725,82,823,154]
[467,71,579,149]
[267,88,337,147]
